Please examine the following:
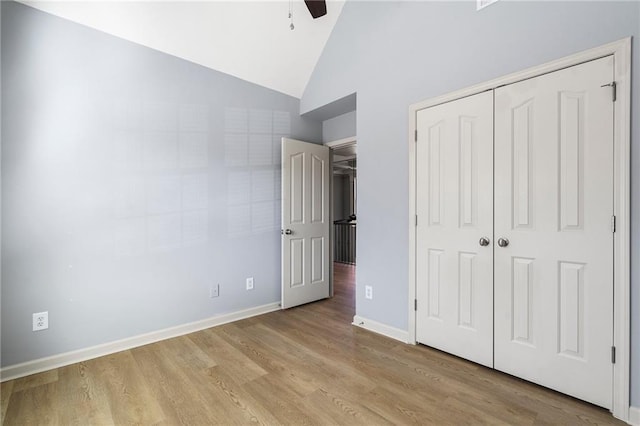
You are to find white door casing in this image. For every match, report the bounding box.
[493,56,614,408]
[281,138,331,309]
[415,91,494,367]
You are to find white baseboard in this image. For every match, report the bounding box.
[1,302,280,382]
[629,405,640,425]
[352,315,410,343]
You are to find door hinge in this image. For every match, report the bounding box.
[414,299,417,311]
[611,346,616,364]
[414,129,418,142]
[601,81,617,102]
[415,215,418,226]
[611,215,616,233]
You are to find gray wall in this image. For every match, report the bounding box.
[1,1,321,367]
[0,0,3,369]
[322,110,356,143]
[301,1,640,405]
[333,175,351,221]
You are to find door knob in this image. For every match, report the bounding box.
[479,237,490,247]
[281,229,293,235]
[497,238,509,247]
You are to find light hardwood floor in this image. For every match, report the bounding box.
[2,263,622,425]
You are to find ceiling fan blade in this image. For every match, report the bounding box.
[304,0,327,19]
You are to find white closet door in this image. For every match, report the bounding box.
[494,56,614,408]
[416,91,494,367]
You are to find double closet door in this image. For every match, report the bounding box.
[415,56,614,408]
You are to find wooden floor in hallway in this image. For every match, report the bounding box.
[1,262,621,425]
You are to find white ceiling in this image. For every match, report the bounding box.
[21,0,345,98]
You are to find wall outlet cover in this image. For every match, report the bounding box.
[246,277,254,290]
[210,284,220,298]
[365,285,373,300]
[33,311,49,331]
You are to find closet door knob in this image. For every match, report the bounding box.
[479,237,490,247]
[497,238,509,247]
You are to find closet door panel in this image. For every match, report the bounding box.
[494,56,614,409]
[416,91,494,367]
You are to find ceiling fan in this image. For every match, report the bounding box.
[304,0,327,19]
[288,0,326,30]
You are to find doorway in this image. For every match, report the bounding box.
[329,139,357,310]
[332,144,356,264]
[279,135,357,311]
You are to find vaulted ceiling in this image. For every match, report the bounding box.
[21,1,346,98]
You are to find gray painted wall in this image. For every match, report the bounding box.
[333,175,345,221]
[1,1,321,367]
[0,0,3,369]
[333,175,351,221]
[301,1,640,404]
[322,110,356,143]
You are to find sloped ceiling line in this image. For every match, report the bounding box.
[21,0,346,98]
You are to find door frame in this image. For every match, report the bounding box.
[326,136,357,297]
[407,38,631,421]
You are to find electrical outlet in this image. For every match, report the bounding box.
[33,311,49,331]
[246,277,254,290]
[365,285,373,300]
[210,284,219,298]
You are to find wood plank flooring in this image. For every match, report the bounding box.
[2,263,621,425]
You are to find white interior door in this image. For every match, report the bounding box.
[494,56,614,408]
[416,91,494,367]
[281,138,330,309]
